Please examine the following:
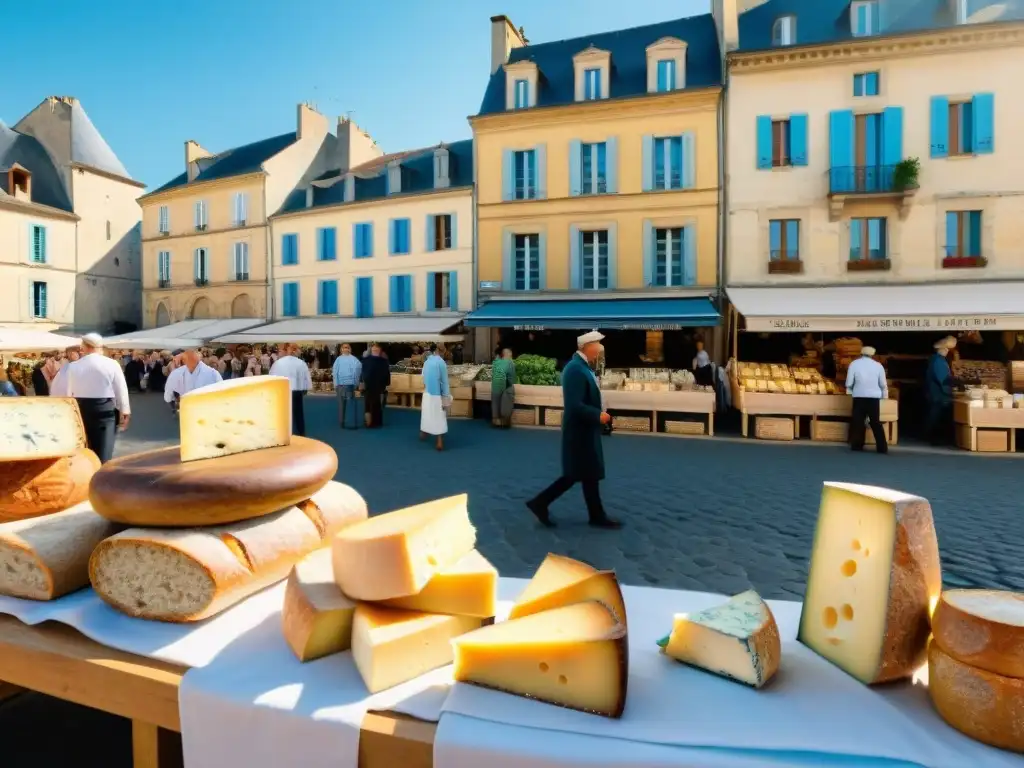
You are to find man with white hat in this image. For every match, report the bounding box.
[844,345,888,453]
[164,348,223,415]
[50,333,130,463]
[925,335,957,445]
[526,330,622,529]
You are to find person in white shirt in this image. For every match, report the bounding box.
[163,349,223,414]
[50,333,130,463]
[845,345,889,454]
[269,344,312,436]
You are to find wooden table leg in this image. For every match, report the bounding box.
[708,411,714,437]
[1011,428,1016,453]
[971,427,977,452]
[132,721,183,768]
[741,412,748,437]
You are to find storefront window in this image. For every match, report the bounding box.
[654,227,684,286]
[581,230,609,290]
[514,234,541,290]
[849,217,888,261]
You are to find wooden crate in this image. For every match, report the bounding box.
[613,415,651,433]
[511,408,536,426]
[386,392,399,405]
[756,416,795,441]
[544,408,563,427]
[957,425,1010,452]
[449,399,472,418]
[812,420,848,442]
[665,420,705,436]
[408,374,425,392]
[451,386,474,401]
[389,373,412,390]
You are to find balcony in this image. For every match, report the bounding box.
[194,277,209,287]
[158,279,171,289]
[827,164,916,221]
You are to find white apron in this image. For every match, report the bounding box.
[420,393,448,435]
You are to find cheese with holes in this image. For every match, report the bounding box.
[928,641,1024,753]
[179,376,291,462]
[0,398,86,461]
[657,590,780,688]
[378,549,496,617]
[932,589,1024,679]
[351,603,483,693]
[798,482,941,684]
[509,553,627,626]
[332,494,476,601]
[282,547,356,662]
[453,602,628,718]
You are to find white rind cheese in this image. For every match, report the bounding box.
[0,398,86,461]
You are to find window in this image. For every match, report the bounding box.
[949,100,975,156]
[772,15,796,46]
[354,223,374,258]
[193,248,209,283]
[514,79,529,109]
[31,281,47,319]
[432,214,453,250]
[854,72,880,97]
[769,220,800,261]
[654,136,683,189]
[232,242,249,280]
[355,276,373,318]
[30,225,46,264]
[850,218,888,261]
[233,193,248,226]
[514,234,541,291]
[157,251,171,286]
[427,271,457,310]
[433,149,451,188]
[317,227,337,261]
[386,164,402,195]
[581,143,607,195]
[158,205,169,234]
[851,0,879,36]
[513,150,537,200]
[757,114,807,170]
[945,211,982,260]
[931,94,994,158]
[584,68,602,100]
[281,233,299,265]
[772,119,791,167]
[656,59,676,92]
[282,282,299,317]
[389,218,411,255]
[654,227,686,287]
[318,280,339,315]
[106,220,112,241]
[194,200,208,231]
[389,275,413,313]
[580,231,609,290]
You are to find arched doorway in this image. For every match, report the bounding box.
[231,294,255,318]
[155,302,170,327]
[190,296,212,319]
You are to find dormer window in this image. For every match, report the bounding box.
[434,147,451,189]
[514,79,529,109]
[6,165,31,202]
[386,162,402,195]
[583,69,602,100]
[343,175,355,202]
[646,37,687,94]
[504,61,539,111]
[851,0,880,37]
[573,46,611,102]
[772,15,797,46]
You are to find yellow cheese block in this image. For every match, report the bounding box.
[332,494,476,601]
[281,548,355,662]
[453,601,628,718]
[928,641,1024,753]
[351,603,484,693]
[798,482,941,684]
[932,589,1024,679]
[0,397,86,460]
[509,553,627,626]
[179,376,292,462]
[659,590,781,688]
[378,549,497,618]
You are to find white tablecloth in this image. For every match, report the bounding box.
[434,580,1022,768]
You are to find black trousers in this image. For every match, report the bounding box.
[364,387,383,427]
[292,391,306,436]
[925,401,952,445]
[850,397,888,453]
[76,397,117,463]
[530,476,606,521]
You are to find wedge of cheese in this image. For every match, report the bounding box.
[179,376,291,462]
[931,589,1024,679]
[928,641,1024,753]
[351,603,484,693]
[0,398,86,461]
[657,590,780,688]
[453,601,628,718]
[282,547,356,662]
[798,482,941,684]
[378,549,497,618]
[332,494,476,601]
[509,553,627,626]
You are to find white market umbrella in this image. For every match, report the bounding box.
[0,328,82,353]
[102,337,205,350]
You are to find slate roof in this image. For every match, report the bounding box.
[477,15,722,117]
[0,120,74,212]
[149,131,298,195]
[67,100,134,180]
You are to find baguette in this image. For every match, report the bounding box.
[89,481,367,622]
[0,449,101,521]
[0,501,123,600]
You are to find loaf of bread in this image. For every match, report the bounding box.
[89,481,367,622]
[0,449,101,522]
[0,501,123,600]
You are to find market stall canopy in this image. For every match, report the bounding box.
[0,328,81,352]
[463,297,719,330]
[101,319,265,349]
[728,282,1024,333]
[213,315,465,344]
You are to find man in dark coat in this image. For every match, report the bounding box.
[361,343,391,428]
[526,331,621,529]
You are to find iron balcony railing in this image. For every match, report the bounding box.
[829,165,900,195]
[158,279,171,288]
[234,272,250,281]
[194,277,209,287]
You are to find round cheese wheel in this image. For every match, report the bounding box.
[932,589,1024,679]
[89,437,338,527]
[928,641,1024,753]
[0,449,101,521]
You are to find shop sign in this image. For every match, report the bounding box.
[748,315,1021,332]
[479,281,502,290]
[620,323,684,331]
[514,325,545,331]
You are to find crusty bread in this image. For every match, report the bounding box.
[0,449,101,521]
[0,501,123,600]
[89,481,367,622]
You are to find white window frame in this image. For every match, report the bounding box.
[233,193,247,226]
[851,0,879,37]
[514,149,537,200]
[580,230,609,290]
[582,142,608,195]
[194,200,208,230]
[432,272,452,310]
[772,15,796,46]
[655,227,685,287]
[158,205,169,234]
[157,250,171,284]
[433,148,450,188]
[584,68,601,100]
[31,281,47,319]
[514,234,541,291]
[194,247,209,281]
[514,79,529,109]
[573,46,611,103]
[233,242,249,280]
[504,61,539,110]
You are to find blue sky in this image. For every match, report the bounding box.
[3,0,707,189]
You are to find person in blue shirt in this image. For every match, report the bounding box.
[420,344,450,450]
[925,336,955,445]
[332,343,363,429]
[0,370,17,396]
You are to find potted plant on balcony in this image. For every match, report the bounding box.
[893,157,920,192]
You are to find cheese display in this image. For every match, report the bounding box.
[178,376,292,462]
[798,482,942,684]
[0,501,122,600]
[453,601,628,718]
[928,641,1024,753]
[89,437,338,527]
[734,363,843,395]
[931,589,1024,679]
[0,448,100,521]
[657,590,781,688]
[509,553,627,626]
[282,547,356,662]
[89,482,367,622]
[0,397,87,460]
[351,603,484,693]
[332,494,476,601]
[379,549,497,618]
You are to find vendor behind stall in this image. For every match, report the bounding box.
[925,336,956,445]
[692,339,713,387]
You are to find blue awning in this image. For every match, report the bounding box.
[464,298,719,330]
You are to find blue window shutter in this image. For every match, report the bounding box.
[538,231,548,289]
[641,135,654,191]
[317,280,325,314]
[193,249,200,278]
[502,150,514,201]
[403,219,411,253]
[930,96,949,158]
[972,93,994,154]
[569,226,581,290]
[327,280,337,314]
[366,277,374,317]
[365,223,373,257]
[450,213,458,249]
[790,114,808,166]
[316,229,324,261]
[535,143,547,199]
[426,272,436,310]
[326,228,336,260]
[502,230,513,290]
[969,211,982,257]
[681,131,696,188]
[405,275,413,312]
[352,225,360,258]
[945,212,957,257]
[388,276,398,312]
[568,140,582,196]
[683,226,697,286]
[388,220,396,255]
[425,215,435,252]
[354,279,362,316]
[829,110,854,192]
[642,219,654,286]
[756,116,773,169]
[853,74,864,97]
[882,107,903,166]
[39,227,46,262]
[606,137,619,193]
[449,271,459,311]
[607,223,618,289]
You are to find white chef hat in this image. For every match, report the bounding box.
[577,330,605,348]
[861,346,876,356]
[81,333,103,349]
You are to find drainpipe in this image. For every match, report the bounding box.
[264,176,274,321]
[717,69,730,363]
[471,145,482,362]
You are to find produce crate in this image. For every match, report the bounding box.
[612,415,651,433]
[389,373,412,391]
[641,382,672,392]
[755,416,795,441]
[408,374,425,392]
[386,392,399,405]
[812,420,848,442]
[957,426,1010,452]
[665,420,705,436]
[449,399,472,418]
[544,408,563,427]
[451,386,474,401]
[511,408,537,426]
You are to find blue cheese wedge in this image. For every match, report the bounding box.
[0,398,86,461]
[658,590,781,688]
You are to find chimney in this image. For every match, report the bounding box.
[712,0,740,53]
[336,116,383,172]
[491,15,526,74]
[297,103,328,141]
[185,140,212,182]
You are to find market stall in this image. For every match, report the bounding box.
[953,389,1024,452]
